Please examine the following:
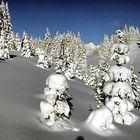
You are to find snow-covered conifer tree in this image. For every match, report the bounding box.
[54,37,68,73]
[30,36,36,56]
[21,31,32,58]
[104,29,140,125]
[0,29,9,59]
[40,73,72,127]
[36,29,52,69]
[86,40,111,108]
[44,28,52,48]
[0,1,14,58]
[44,28,52,66]
[72,33,87,80]
[14,32,21,51]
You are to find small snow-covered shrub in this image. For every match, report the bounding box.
[40,73,72,128]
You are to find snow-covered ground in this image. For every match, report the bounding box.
[1,51,140,140]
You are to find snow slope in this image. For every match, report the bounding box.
[85,42,99,56]
[1,51,140,140]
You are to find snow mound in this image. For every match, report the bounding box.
[46,74,69,93]
[85,106,116,136]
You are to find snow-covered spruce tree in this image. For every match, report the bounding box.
[14,32,21,51]
[53,32,69,74]
[0,29,9,59]
[30,36,36,56]
[86,43,111,109]
[85,59,115,133]
[54,37,68,74]
[51,31,63,64]
[74,32,87,80]
[65,32,81,80]
[40,73,72,127]
[36,47,50,69]
[36,29,52,69]
[0,1,14,58]
[21,31,32,58]
[52,31,87,80]
[44,28,52,48]
[43,28,52,67]
[2,1,14,50]
[104,29,140,125]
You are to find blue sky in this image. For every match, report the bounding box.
[7,0,140,44]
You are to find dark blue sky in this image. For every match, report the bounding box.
[7,0,140,44]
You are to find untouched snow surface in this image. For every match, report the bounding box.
[1,51,140,140]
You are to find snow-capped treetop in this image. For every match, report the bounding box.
[46,73,69,92]
[116,30,124,38]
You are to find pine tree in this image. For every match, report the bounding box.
[0,1,14,58]
[21,31,32,58]
[104,29,140,125]
[14,32,21,51]
[1,1,13,50]
[40,74,72,126]
[30,36,36,56]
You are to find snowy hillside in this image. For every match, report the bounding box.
[1,52,140,140]
[0,0,140,139]
[85,42,99,56]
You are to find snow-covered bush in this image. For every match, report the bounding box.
[40,73,72,127]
